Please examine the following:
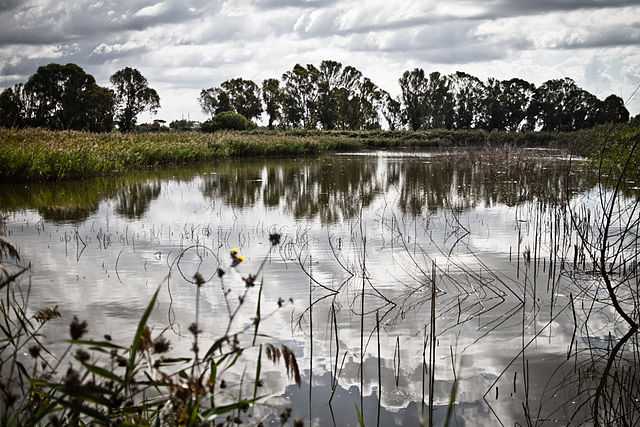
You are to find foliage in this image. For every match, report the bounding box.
[0,64,114,132]
[201,112,255,132]
[1,125,636,181]
[199,79,262,121]
[169,119,198,132]
[262,78,283,129]
[110,67,160,132]
[0,233,303,426]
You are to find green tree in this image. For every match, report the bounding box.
[380,91,403,131]
[25,63,102,130]
[0,84,28,128]
[282,64,320,129]
[82,86,115,133]
[484,77,535,131]
[526,78,604,131]
[424,72,454,129]
[262,78,283,129]
[199,87,232,117]
[449,72,487,129]
[110,67,160,132]
[220,78,263,121]
[499,78,535,131]
[316,60,345,130]
[169,119,196,131]
[399,69,428,130]
[597,94,629,124]
[201,111,254,132]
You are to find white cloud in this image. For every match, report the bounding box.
[0,0,639,121]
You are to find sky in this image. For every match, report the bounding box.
[1,0,640,123]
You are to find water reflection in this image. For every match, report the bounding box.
[0,150,595,224]
[2,149,632,426]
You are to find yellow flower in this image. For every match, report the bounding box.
[230,248,245,267]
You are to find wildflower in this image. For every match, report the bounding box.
[28,345,41,359]
[269,233,281,246]
[242,274,256,287]
[139,326,152,352]
[75,349,91,363]
[193,272,205,287]
[34,305,61,324]
[277,297,284,308]
[230,248,245,267]
[188,322,201,336]
[63,367,81,391]
[153,336,171,354]
[69,316,88,340]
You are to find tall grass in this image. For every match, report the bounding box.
[0,126,617,181]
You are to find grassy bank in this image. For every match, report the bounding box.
[0,126,632,181]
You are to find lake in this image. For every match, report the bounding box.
[1,147,636,426]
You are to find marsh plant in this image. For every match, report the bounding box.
[0,231,304,426]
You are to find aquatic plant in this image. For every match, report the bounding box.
[0,232,304,426]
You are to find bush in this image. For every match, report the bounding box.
[201,111,255,132]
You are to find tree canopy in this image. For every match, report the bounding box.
[0,60,633,133]
[110,67,160,132]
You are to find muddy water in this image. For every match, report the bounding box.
[1,148,629,426]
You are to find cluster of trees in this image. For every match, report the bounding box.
[0,60,633,133]
[200,61,631,132]
[0,64,159,132]
[200,61,395,131]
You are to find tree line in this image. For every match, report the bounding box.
[0,64,159,132]
[200,61,630,132]
[0,60,633,133]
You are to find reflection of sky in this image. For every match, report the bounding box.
[2,152,622,426]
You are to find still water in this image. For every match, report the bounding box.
[0,148,630,426]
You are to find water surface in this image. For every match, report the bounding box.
[2,148,628,426]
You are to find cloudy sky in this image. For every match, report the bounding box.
[1,0,639,122]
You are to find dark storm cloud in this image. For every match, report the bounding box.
[0,0,20,13]
[0,0,217,45]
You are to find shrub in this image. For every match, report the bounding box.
[201,111,255,132]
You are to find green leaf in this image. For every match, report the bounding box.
[126,286,160,385]
[355,404,365,427]
[81,361,124,384]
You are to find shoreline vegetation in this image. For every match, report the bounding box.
[1,125,638,181]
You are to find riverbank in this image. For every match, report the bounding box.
[0,126,634,180]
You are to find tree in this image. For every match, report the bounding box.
[110,67,160,132]
[0,84,28,128]
[199,87,232,117]
[3,63,114,132]
[499,78,535,131]
[424,72,454,129]
[25,63,103,130]
[380,91,403,131]
[316,60,345,130]
[82,86,115,133]
[169,119,197,131]
[201,111,254,132]
[598,95,629,124]
[449,72,487,129]
[262,78,283,129]
[220,78,263,121]
[399,69,428,130]
[484,77,535,131]
[282,64,320,129]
